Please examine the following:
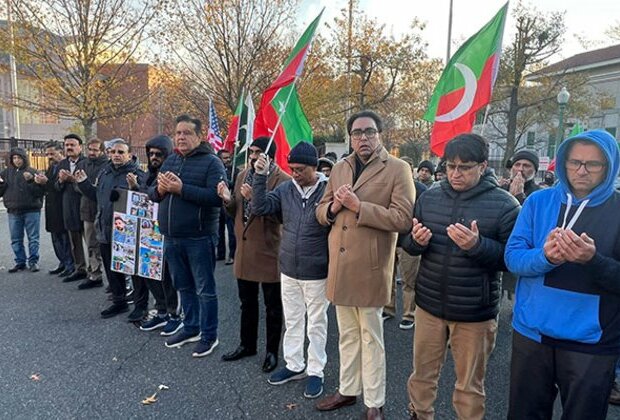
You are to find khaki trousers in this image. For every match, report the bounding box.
[385,248,420,321]
[68,229,86,273]
[408,307,498,420]
[83,221,103,281]
[336,305,385,408]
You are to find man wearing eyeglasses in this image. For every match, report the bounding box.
[401,133,520,420]
[315,110,414,419]
[505,129,620,419]
[217,137,290,373]
[75,139,146,318]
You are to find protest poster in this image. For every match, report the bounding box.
[111,190,164,280]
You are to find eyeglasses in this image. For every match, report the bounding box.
[109,150,127,155]
[446,162,480,173]
[565,159,606,173]
[289,166,307,175]
[350,128,378,140]
[148,151,163,157]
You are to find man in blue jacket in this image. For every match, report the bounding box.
[149,115,226,358]
[251,141,330,399]
[505,129,620,419]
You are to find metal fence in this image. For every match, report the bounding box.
[0,137,148,172]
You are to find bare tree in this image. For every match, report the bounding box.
[0,0,163,137]
[162,0,297,115]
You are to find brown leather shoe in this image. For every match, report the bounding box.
[316,391,357,411]
[364,407,384,420]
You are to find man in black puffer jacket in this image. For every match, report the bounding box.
[149,115,226,358]
[76,139,147,317]
[401,134,520,420]
[0,147,45,272]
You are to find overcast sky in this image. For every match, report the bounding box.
[299,0,620,63]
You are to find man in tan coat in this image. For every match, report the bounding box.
[315,110,415,419]
[217,137,290,373]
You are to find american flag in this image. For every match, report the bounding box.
[207,100,223,151]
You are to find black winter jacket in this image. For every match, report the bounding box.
[149,143,226,238]
[0,148,44,214]
[77,158,146,244]
[401,170,520,322]
[77,155,108,222]
[55,155,85,231]
[252,173,330,280]
[43,163,66,233]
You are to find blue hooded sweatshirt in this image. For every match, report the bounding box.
[505,129,620,355]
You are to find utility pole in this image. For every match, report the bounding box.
[346,0,353,152]
[7,0,21,138]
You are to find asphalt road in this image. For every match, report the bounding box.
[0,209,618,419]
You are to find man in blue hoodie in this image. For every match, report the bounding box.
[505,129,620,419]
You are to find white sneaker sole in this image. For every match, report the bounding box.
[165,333,201,348]
[192,339,219,358]
[160,322,184,337]
[268,371,307,385]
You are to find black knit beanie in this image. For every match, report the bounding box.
[288,141,318,166]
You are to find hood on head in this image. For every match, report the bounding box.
[146,135,173,157]
[555,129,620,206]
[9,147,29,168]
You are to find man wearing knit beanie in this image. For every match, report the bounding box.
[501,149,540,205]
[417,160,435,187]
[250,140,331,399]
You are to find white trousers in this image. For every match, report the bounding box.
[281,273,329,377]
[336,305,386,408]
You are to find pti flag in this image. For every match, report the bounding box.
[253,10,323,171]
[207,100,224,152]
[424,3,508,156]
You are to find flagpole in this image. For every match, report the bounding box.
[480,104,491,136]
[446,0,454,64]
[230,89,245,184]
[264,77,299,154]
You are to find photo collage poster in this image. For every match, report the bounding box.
[111,191,164,280]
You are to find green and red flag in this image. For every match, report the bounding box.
[424,3,508,156]
[253,10,323,171]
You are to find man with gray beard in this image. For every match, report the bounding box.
[499,150,541,204]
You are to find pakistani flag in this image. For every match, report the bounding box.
[223,90,255,176]
[253,10,323,171]
[425,3,508,156]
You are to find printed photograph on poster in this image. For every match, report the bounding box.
[138,219,164,280]
[111,212,137,274]
[126,191,158,219]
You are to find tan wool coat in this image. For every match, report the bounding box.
[226,166,290,283]
[316,147,415,307]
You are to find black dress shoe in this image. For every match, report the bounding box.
[101,303,129,319]
[8,264,26,273]
[221,345,257,361]
[262,352,278,373]
[49,265,65,275]
[58,269,73,277]
[63,271,87,283]
[77,279,103,290]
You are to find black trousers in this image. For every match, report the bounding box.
[99,243,127,305]
[217,208,236,259]
[132,264,179,315]
[509,331,617,420]
[237,278,282,355]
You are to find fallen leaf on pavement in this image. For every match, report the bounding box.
[142,394,158,405]
[112,357,118,362]
[30,373,41,381]
[285,403,298,410]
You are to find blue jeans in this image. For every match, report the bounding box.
[165,235,218,342]
[8,211,41,266]
[615,358,620,383]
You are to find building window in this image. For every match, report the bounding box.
[527,131,535,147]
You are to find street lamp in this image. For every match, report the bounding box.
[554,86,570,158]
